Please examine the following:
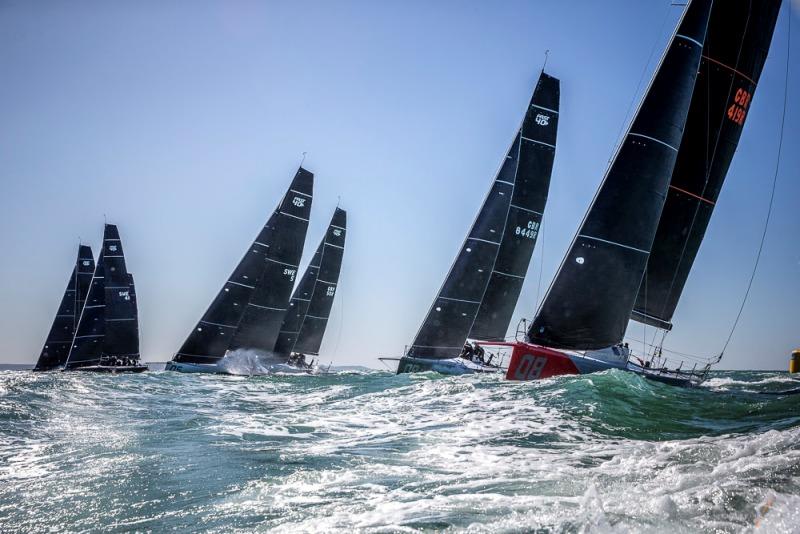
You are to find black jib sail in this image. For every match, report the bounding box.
[407,71,560,360]
[172,167,313,365]
[528,0,713,350]
[469,73,560,341]
[273,242,322,357]
[291,208,346,356]
[34,245,95,371]
[631,0,783,331]
[227,171,313,355]
[65,224,140,369]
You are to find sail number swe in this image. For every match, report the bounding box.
[283,268,297,281]
[727,88,751,126]
[515,220,540,240]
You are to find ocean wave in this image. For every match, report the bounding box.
[0,369,798,532]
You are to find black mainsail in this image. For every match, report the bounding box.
[407,71,560,360]
[528,0,713,350]
[171,167,313,365]
[469,73,560,341]
[291,207,346,356]
[34,245,95,371]
[631,0,783,331]
[65,224,141,369]
[226,170,313,355]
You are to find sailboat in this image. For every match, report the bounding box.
[505,0,782,387]
[34,245,95,371]
[64,224,147,373]
[392,70,560,375]
[272,207,347,372]
[166,167,313,373]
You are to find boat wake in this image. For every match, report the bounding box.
[218,349,280,376]
[1,368,798,532]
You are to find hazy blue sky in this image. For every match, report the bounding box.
[1,1,797,370]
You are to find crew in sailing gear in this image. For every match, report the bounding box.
[472,343,486,364]
[460,343,474,361]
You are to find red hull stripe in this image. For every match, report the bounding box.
[505,343,581,381]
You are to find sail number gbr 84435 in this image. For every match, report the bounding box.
[515,220,540,240]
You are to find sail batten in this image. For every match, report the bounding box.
[528,0,713,350]
[631,0,783,329]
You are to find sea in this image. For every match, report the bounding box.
[0,365,798,533]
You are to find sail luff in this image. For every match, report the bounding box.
[469,72,560,341]
[35,245,95,370]
[406,137,516,360]
[528,0,714,350]
[292,207,346,356]
[631,0,783,329]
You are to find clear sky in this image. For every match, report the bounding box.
[1,1,797,370]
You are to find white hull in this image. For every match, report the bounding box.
[165,360,316,376]
[397,356,502,375]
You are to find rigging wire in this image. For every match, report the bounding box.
[719,7,791,359]
[624,333,712,363]
[610,2,675,160]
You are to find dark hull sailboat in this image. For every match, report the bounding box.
[64,224,147,373]
[34,245,95,371]
[272,207,346,373]
[505,0,782,387]
[166,167,313,374]
[395,71,560,375]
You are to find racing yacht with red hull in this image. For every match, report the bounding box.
[505,0,783,387]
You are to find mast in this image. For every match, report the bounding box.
[528,0,713,350]
[408,71,559,360]
[34,245,95,371]
[226,168,313,356]
[291,207,346,356]
[172,167,313,365]
[631,0,783,330]
[469,72,560,341]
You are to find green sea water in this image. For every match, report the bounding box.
[0,368,798,532]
